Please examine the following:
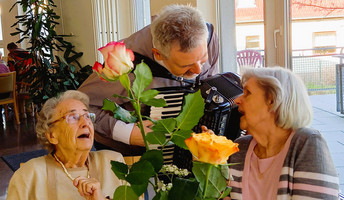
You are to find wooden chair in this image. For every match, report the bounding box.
[237,49,262,68]
[0,71,20,124]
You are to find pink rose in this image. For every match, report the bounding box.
[93,41,134,81]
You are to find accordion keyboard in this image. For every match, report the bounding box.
[149,91,188,165]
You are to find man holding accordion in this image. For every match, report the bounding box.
[78,4,225,155]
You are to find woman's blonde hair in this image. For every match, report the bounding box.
[241,66,313,129]
[35,90,90,152]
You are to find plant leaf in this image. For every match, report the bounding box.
[151,118,176,133]
[140,150,164,173]
[192,162,227,198]
[132,62,152,98]
[131,182,148,197]
[126,160,155,185]
[102,98,116,112]
[102,99,137,123]
[220,164,230,180]
[113,185,139,200]
[146,131,166,145]
[111,160,128,180]
[171,130,193,150]
[152,191,168,200]
[219,186,232,199]
[168,177,199,200]
[139,89,159,103]
[144,98,167,107]
[119,73,131,93]
[176,90,205,130]
[113,106,137,123]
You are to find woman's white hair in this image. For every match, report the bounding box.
[35,90,90,152]
[150,4,208,58]
[241,66,313,130]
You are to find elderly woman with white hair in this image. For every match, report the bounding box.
[227,67,339,199]
[7,90,124,200]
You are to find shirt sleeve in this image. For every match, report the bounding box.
[112,121,134,144]
[291,129,339,199]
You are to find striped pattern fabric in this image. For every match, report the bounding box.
[229,127,339,200]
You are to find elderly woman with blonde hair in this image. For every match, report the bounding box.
[227,66,339,199]
[7,90,124,200]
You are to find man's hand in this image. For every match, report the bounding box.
[73,176,106,200]
[129,120,154,146]
[201,125,215,134]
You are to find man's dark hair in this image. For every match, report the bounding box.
[7,42,18,50]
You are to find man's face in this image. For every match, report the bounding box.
[154,39,208,80]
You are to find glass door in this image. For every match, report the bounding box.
[290,0,344,96]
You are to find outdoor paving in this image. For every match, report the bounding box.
[309,94,344,193]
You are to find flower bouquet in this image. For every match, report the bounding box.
[93,41,239,200]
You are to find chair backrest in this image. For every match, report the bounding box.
[0,71,16,94]
[237,49,262,68]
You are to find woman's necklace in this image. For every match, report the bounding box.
[53,153,90,181]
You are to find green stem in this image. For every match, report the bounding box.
[129,88,149,150]
[203,164,212,199]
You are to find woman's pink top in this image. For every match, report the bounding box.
[241,132,295,200]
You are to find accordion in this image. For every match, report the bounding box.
[149,72,243,170]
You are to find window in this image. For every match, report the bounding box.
[313,31,337,54]
[246,35,260,49]
[236,0,256,8]
[0,8,3,59]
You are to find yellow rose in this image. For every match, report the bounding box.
[185,132,239,165]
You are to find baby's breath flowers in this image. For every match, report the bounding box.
[157,164,190,192]
[159,164,190,177]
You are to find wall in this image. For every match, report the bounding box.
[149,0,216,26]
[150,0,196,16]
[54,0,96,67]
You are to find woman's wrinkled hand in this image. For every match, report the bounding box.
[73,176,106,200]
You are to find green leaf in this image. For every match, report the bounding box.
[102,98,116,112]
[140,150,164,173]
[220,164,230,180]
[113,185,139,200]
[171,130,193,150]
[113,106,137,123]
[102,99,137,123]
[168,177,199,200]
[139,89,159,103]
[131,182,148,197]
[111,160,128,180]
[126,160,155,185]
[132,62,152,98]
[192,162,227,198]
[153,191,168,200]
[151,118,176,133]
[113,93,133,101]
[176,90,205,130]
[119,73,131,92]
[146,131,167,145]
[144,98,167,107]
[219,186,232,199]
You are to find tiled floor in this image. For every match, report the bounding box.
[309,94,344,193]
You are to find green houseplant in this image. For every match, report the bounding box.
[9,0,92,105]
